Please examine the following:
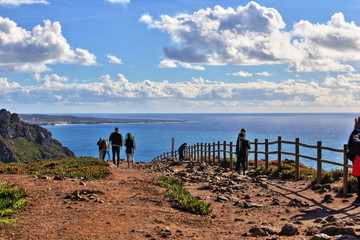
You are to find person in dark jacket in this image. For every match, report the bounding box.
[125,132,136,168]
[236,132,251,175]
[347,117,360,204]
[96,138,106,161]
[178,143,187,160]
[109,127,124,167]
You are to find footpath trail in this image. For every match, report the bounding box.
[0,162,360,240]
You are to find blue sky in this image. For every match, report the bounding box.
[1,0,360,113]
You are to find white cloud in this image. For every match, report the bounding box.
[256,72,272,76]
[0,0,48,5]
[142,2,360,72]
[158,59,178,68]
[106,0,130,4]
[229,71,253,77]
[158,59,204,70]
[0,17,96,73]
[2,73,359,112]
[106,55,123,64]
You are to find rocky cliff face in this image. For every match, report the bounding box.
[0,109,75,163]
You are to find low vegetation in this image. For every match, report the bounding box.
[0,157,110,180]
[252,159,345,184]
[0,182,26,226]
[156,176,212,215]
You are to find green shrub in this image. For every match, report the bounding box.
[0,182,26,226]
[156,176,212,215]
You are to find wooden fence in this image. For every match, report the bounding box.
[151,136,351,194]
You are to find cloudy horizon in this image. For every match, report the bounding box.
[1,0,360,113]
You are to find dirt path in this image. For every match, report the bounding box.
[0,163,359,240]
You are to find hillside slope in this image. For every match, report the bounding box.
[0,109,74,163]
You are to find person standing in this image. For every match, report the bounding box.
[347,117,360,205]
[236,131,250,175]
[109,127,124,167]
[96,138,106,161]
[125,132,136,168]
[178,143,187,161]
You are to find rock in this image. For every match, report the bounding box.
[249,226,278,236]
[243,201,263,208]
[322,194,335,203]
[336,235,360,240]
[270,199,280,206]
[216,196,229,202]
[321,226,339,236]
[305,226,320,236]
[310,233,332,240]
[288,198,309,207]
[279,223,299,236]
[337,227,357,236]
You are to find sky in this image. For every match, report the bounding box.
[1,0,360,113]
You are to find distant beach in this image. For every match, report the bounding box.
[19,114,186,126]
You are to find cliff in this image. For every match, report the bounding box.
[0,109,75,163]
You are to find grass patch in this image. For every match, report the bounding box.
[0,157,110,180]
[219,158,237,168]
[156,176,212,215]
[0,182,26,226]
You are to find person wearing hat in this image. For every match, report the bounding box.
[109,127,124,167]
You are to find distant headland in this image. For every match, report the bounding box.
[19,114,186,125]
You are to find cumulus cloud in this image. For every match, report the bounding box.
[1,73,359,112]
[0,17,96,73]
[141,1,360,72]
[158,59,205,70]
[106,55,123,64]
[0,0,48,5]
[228,71,253,77]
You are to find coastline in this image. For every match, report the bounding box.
[19,114,186,126]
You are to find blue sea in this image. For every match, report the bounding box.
[44,113,356,171]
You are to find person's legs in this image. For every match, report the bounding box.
[116,147,120,167]
[112,147,116,165]
[236,155,241,172]
[126,153,131,168]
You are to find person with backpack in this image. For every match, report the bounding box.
[109,127,124,167]
[347,117,360,205]
[236,131,251,175]
[125,132,136,168]
[96,138,106,161]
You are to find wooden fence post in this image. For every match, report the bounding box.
[265,139,269,169]
[343,144,349,194]
[212,142,216,163]
[254,139,258,169]
[230,142,233,170]
[278,136,282,172]
[295,138,300,180]
[196,143,200,162]
[317,141,322,184]
[200,143,204,162]
[217,141,221,162]
[223,141,227,166]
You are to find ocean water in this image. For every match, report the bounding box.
[44,113,356,170]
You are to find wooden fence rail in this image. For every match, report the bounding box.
[151,137,351,194]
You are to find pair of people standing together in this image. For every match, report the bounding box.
[107,127,136,168]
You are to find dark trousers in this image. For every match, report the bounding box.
[112,146,120,166]
[358,176,360,199]
[236,154,247,173]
